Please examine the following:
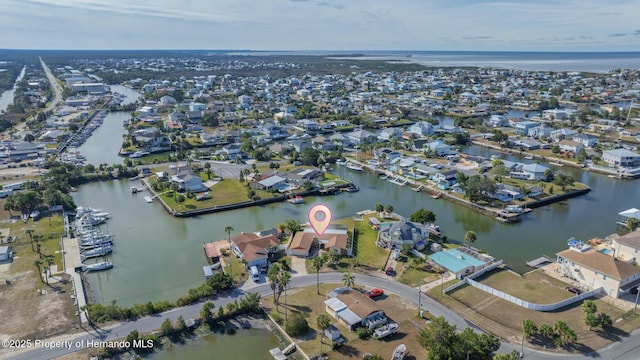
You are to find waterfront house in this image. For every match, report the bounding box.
[512,139,541,151]
[602,149,640,168]
[556,245,640,298]
[431,169,458,190]
[491,184,524,202]
[572,133,598,148]
[559,139,584,154]
[610,231,640,265]
[324,287,386,331]
[287,228,349,257]
[377,127,402,141]
[528,125,552,139]
[408,121,433,136]
[550,128,577,141]
[425,141,452,156]
[510,163,549,181]
[250,174,286,191]
[378,220,428,248]
[170,171,207,192]
[429,248,489,279]
[375,148,402,162]
[231,233,279,269]
[513,121,538,136]
[285,168,324,185]
[345,129,376,146]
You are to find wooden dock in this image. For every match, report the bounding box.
[62,237,83,271]
[526,256,553,268]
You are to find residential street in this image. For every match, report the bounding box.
[6,273,640,360]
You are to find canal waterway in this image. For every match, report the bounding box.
[70,85,638,306]
[0,66,26,112]
[77,85,140,165]
[147,329,278,360]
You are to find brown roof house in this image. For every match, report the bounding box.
[611,231,640,265]
[287,227,350,258]
[324,287,386,331]
[556,240,640,298]
[231,233,279,269]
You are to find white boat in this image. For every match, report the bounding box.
[346,163,364,171]
[391,344,406,360]
[83,260,113,272]
[144,196,153,203]
[335,160,346,165]
[287,195,304,204]
[374,322,398,339]
[196,191,210,201]
[524,155,534,160]
[129,150,150,159]
[80,240,113,250]
[81,246,113,259]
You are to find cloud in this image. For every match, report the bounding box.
[462,36,494,40]
[608,33,628,37]
[634,30,640,36]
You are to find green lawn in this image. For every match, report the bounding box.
[475,269,572,304]
[160,179,257,211]
[353,214,388,269]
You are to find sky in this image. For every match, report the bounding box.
[1,0,640,51]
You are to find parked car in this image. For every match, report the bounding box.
[365,288,384,299]
[385,267,395,276]
[565,287,581,295]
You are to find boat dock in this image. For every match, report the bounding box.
[526,256,553,268]
[61,236,88,323]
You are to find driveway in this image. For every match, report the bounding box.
[289,256,308,276]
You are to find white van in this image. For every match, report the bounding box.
[250,266,260,282]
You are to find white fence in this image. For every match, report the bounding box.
[443,260,503,293]
[466,278,604,311]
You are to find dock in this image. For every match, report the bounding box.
[526,256,553,268]
[61,236,88,323]
[269,348,287,360]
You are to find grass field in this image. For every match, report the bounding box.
[476,269,573,304]
[353,215,388,270]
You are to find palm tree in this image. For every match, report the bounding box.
[312,255,326,295]
[384,204,394,216]
[375,203,384,214]
[224,226,234,279]
[268,263,282,311]
[42,266,49,285]
[316,313,332,354]
[33,259,43,283]
[44,255,55,278]
[342,272,355,288]
[279,271,292,321]
[627,217,639,232]
[464,231,477,248]
[25,229,34,249]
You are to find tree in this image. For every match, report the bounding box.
[384,204,394,215]
[539,323,554,339]
[581,300,597,315]
[224,226,234,279]
[204,162,212,180]
[626,217,639,232]
[409,208,436,224]
[285,313,309,337]
[463,175,495,203]
[328,248,340,264]
[342,272,355,287]
[584,312,600,331]
[200,301,215,324]
[278,270,291,319]
[553,173,574,191]
[464,231,477,248]
[302,180,315,192]
[417,316,458,360]
[161,318,174,336]
[375,203,384,213]
[596,313,612,329]
[175,315,186,333]
[494,351,524,360]
[523,319,538,339]
[312,255,326,295]
[551,144,561,156]
[316,313,332,354]
[268,263,283,310]
[543,169,554,182]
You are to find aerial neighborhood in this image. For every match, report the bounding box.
[1,51,640,360]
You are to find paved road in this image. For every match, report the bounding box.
[40,57,62,114]
[6,273,640,360]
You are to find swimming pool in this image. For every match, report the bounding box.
[599,248,612,255]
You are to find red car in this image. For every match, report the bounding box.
[385,267,395,276]
[365,288,384,299]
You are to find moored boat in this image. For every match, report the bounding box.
[83,260,113,272]
[81,246,113,259]
[287,195,304,204]
[346,163,364,171]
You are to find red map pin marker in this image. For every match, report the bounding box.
[308,204,332,236]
